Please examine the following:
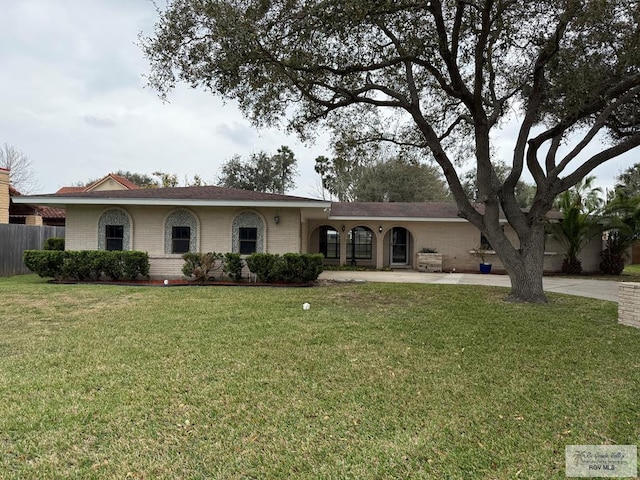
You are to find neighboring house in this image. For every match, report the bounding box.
[56,172,140,195]
[2,172,141,227]
[13,183,603,277]
[9,187,66,226]
[0,168,63,226]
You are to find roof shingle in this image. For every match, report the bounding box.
[43,185,325,202]
[330,202,462,218]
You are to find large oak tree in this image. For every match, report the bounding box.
[142,0,640,302]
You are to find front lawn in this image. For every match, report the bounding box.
[0,275,637,479]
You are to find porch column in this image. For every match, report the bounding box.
[375,230,384,269]
[339,226,348,266]
[300,219,308,253]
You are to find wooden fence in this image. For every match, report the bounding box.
[0,224,65,276]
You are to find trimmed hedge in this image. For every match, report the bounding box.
[23,250,150,281]
[245,253,323,283]
[43,237,65,251]
[223,253,244,282]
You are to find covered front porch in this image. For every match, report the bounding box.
[307,222,416,269]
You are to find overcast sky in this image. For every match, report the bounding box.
[1,0,636,197]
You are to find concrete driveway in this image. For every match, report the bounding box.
[319,270,620,302]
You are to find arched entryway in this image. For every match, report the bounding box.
[347,226,374,266]
[389,227,411,266]
[318,225,341,261]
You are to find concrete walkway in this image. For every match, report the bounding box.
[319,270,620,302]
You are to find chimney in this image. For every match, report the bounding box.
[0,168,9,224]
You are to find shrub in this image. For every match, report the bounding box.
[245,253,324,283]
[281,253,305,283]
[223,253,244,282]
[245,253,280,283]
[61,250,100,281]
[600,231,627,275]
[43,237,65,251]
[122,251,150,279]
[23,250,65,279]
[23,250,150,281]
[300,254,324,282]
[182,252,223,282]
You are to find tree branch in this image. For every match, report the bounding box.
[556,133,640,195]
[506,6,575,193]
[551,84,640,177]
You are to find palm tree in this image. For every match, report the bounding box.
[600,193,640,274]
[549,176,603,274]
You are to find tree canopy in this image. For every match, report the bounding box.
[316,153,450,202]
[114,171,158,189]
[461,161,536,209]
[217,146,297,193]
[143,0,640,303]
[76,170,208,189]
[614,163,640,198]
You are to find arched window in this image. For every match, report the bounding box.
[347,227,373,260]
[165,209,198,254]
[319,226,340,259]
[98,209,131,251]
[232,212,264,254]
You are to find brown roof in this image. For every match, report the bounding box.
[9,185,66,220]
[330,202,462,218]
[35,185,326,203]
[56,186,85,194]
[37,206,66,219]
[330,201,562,220]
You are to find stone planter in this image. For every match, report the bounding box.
[416,252,442,272]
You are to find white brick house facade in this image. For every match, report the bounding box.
[14,186,603,277]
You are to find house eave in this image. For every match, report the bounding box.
[328,215,509,224]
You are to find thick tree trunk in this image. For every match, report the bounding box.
[503,251,547,303]
[496,224,548,303]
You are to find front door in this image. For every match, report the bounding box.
[390,227,409,265]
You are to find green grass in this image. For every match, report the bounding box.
[0,275,638,479]
[622,264,640,282]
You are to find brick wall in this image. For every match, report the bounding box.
[0,168,9,224]
[305,219,602,273]
[65,204,302,278]
[618,282,640,329]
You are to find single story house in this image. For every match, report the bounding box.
[13,185,603,278]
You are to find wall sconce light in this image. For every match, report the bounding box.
[274,215,280,225]
[341,225,346,232]
[378,225,383,233]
